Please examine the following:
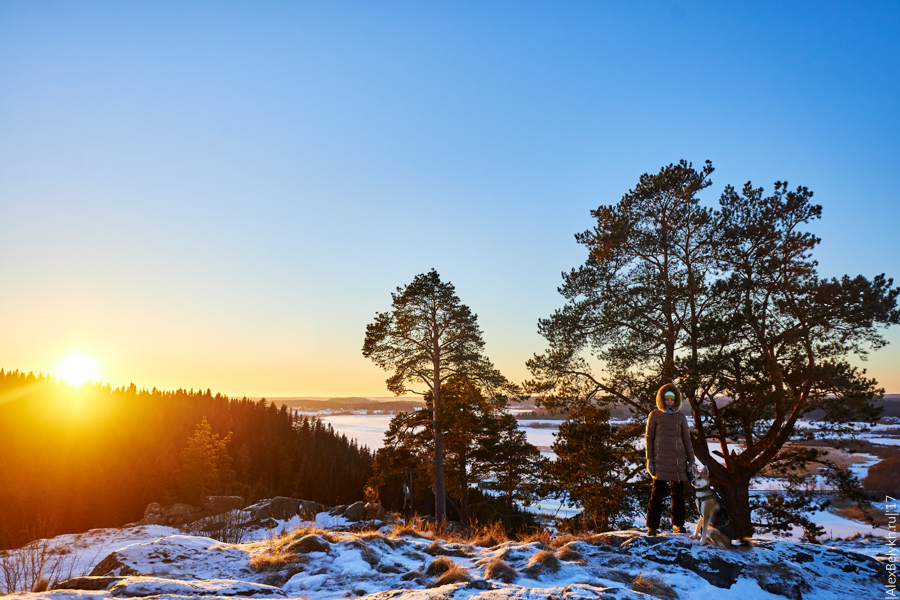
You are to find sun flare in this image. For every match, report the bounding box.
[58,354,98,386]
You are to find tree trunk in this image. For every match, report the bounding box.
[713,472,754,540]
[460,483,469,526]
[433,370,447,522]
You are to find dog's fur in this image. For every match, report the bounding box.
[690,463,735,549]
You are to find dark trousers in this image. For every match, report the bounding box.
[647,479,685,529]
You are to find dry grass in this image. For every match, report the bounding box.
[484,558,517,583]
[430,564,473,587]
[389,517,432,540]
[425,540,471,557]
[248,543,299,573]
[470,522,509,548]
[357,531,399,549]
[632,571,679,600]
[555,544,586,563]
[549,533,576,549]
[517,530,551,547]
[425,556,454,577]
[524,549,561,577]
[249,523,336,572]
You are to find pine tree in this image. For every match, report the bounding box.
[176,417,235,504]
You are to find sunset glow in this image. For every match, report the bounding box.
[57,355,98,386]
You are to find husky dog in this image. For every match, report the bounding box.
[690,463,734,549]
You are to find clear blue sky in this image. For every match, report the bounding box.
[1,1,898,396]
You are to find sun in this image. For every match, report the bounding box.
[57,354,98,386]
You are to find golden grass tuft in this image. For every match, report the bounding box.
[524,549,561,576]
[248,543,298,573]
[358,530,398,549]
[484,558,517,583]
[430,565,473,587]
[555,544,586,563]
[424,539,471,557]
[390,516,432,539]
[632,571,679,600]
[470,522,509,548]
[517,529,551,546]
[287,522,335,543]
[549,533,576,549]
[249,522,337,572]
[424,556,454,577]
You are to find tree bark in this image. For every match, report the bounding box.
[711,470,754,540]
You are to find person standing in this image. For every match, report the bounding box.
[645,383,695,535]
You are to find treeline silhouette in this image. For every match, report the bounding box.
[0,369,373,548]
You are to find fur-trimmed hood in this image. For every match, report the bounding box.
[655,383,683,412]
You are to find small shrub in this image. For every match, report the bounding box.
[484,558,517,583]
[182,511,250,544]
[32,578,49,593]
[0,522,94,594]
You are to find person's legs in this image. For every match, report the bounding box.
[647,479,669,532]
[670,481,685,529]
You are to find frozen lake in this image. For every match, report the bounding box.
[317,413,560,452]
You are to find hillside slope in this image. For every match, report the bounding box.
[4,511,890,600]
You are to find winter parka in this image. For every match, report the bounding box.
[645,383,695,482]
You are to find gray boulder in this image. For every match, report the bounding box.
[299,499,325,517]
[140,503,203,527]
[203,496,245,514]
[342,501,366,521]
[245,497,302,521]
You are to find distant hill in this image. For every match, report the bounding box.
[517,394,900,421]
[266,396,425,413]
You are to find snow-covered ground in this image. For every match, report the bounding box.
[2,510,893,600]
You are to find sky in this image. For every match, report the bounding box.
[1,1,898,397]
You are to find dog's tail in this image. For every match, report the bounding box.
[735,537,754,551]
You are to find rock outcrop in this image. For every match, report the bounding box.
[136,497,246,527]
[46,527,887,600]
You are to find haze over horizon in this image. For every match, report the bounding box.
[2,2,898,397]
